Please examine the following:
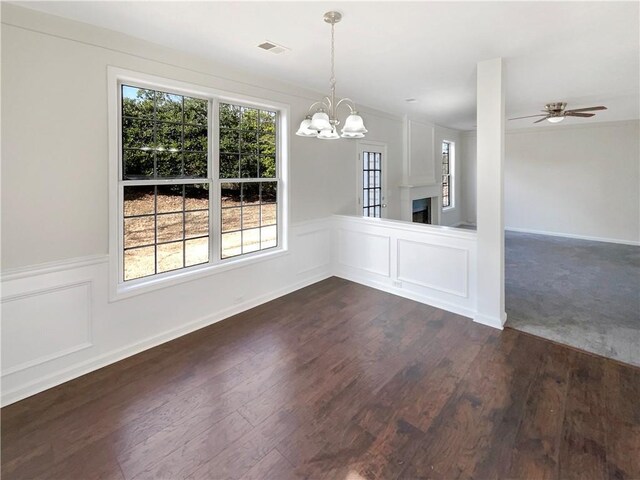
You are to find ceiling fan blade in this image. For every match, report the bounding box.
[565,106,607,113]
[508,114,547,120]
[565,112,595,117]
[533,117,548,124]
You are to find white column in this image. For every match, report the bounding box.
[475,57,506,329]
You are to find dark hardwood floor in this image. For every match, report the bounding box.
[2,277,639,480]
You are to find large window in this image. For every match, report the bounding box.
[117,80,282,286]
[442,141,454,209]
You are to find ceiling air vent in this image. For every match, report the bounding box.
[257,41,288,55]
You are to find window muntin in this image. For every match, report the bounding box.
[220,182,277,258]
[442,141,453,209]
[122,85,208,180]
[119,85,281,284]
[362,151,382,218]
[121,85,210,281]
[123,184,210,280]
[218,103,278,258]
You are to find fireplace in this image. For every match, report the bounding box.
[399,184,440,225]
[412,198,432,224]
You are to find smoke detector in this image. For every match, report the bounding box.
[257,41,289,54]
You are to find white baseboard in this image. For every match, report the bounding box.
[334,271,476,320]
[505,227,640,246]
[474,311,507,330]
[1,271,331,406]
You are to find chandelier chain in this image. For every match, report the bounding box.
[330,21,336,90]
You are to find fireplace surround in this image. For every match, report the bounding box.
[399,183,441,225]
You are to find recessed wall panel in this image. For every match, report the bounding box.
[2,282,92,373]
[397,240,468,296]
[338,229,390,277]
[295,229,331,275]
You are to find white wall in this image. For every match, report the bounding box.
[0,5,405,405]
[461,120,640,244]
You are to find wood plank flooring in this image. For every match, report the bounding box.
[2,277,639,480]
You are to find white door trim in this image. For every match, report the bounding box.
[356,141,388,218]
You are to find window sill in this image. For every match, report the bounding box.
[110,247,289,302]
[442,206,456,212]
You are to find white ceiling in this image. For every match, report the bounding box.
[16,1,640,130]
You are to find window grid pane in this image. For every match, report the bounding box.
[442,141,452,208]
[122,85,208,180]
[219,104,276,180]
[220,180,278,258]
[121,85,211,282]
[123,183,210,281]
[362,151,382,218]
[219,102,278,259]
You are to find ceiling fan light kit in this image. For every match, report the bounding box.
[509,102,607,124]
[296,11,368,140]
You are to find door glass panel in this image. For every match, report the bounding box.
[362,149,382,218]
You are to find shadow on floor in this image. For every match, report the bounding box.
[505,231,640,367]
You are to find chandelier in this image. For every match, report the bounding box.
[296,11,368,140]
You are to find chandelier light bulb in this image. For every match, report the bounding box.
[296,115,318,137]
[341,112,368,134]
[309,110,332,132]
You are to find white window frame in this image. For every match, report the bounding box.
[442,140,455,211]
[107,67,289,301]
[356,141,388,219]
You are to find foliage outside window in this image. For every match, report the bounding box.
[119,85,279,283]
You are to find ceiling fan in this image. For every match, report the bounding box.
[509,102,607,124]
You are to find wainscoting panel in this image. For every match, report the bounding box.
[1,281,93,375]
[294,224,332,275]
[333,215,477,318]
[337,229,391,277]
[397,240,468,297]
